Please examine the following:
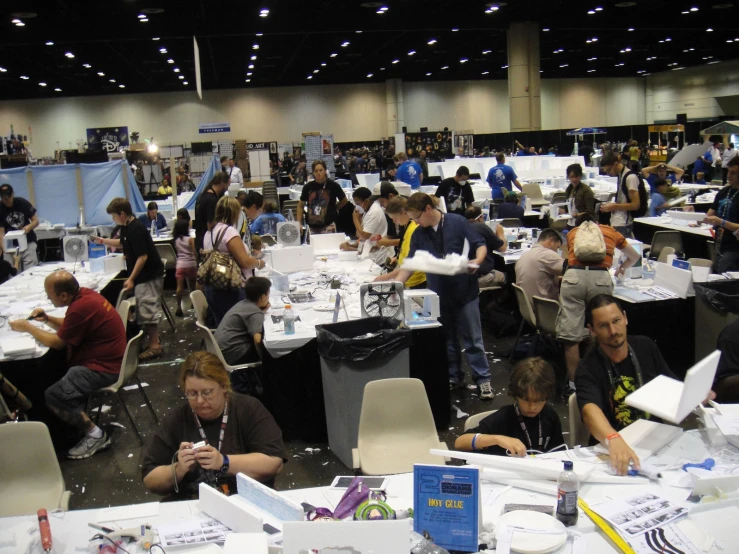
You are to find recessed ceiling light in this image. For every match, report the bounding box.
[380,67,385,70]
[588,10,595,14]
[152,37,160,41]
[427,39,437,45]
[682,10,690,14]
[690,6,698,11]
[313,69,319,73]
[392,59,399,64]
[247,72,252,76]
[179,76,184,79]
[0,67,5,72]
[253,44,259,50]
[39,82,46,87]
[482,50,491,54]
[184,81,189,84]
[12,19,21,23]
[159,48,167,53]
[441,65,449,70]
[426,72,432,76]
[376,9,385,14]
[542,28,550,31]
[588,69,596,73]
[248,64,254,69]
[665,37,672,41]
[330,53,338,57]
[379,6,388,11]
[595,6,603,10]
[138,14,146,19]
[109,79,116,83]
[367,73,373,77]
[15,22,25,27]
[140,18,148,22]
[174,68,180,73]
[244,79,249,83]
[54,88,61,92]
[452,28,459,32]
[628,28,634,31]
[83,63,91,68]
[460,58,468,63]
[320,62,326,66]
[588,57,598,61]
[119,84,125,88]
[20,75,29,80]
[706,28,713,31]
[502,64,508,68]
[97,72,105,76]
[356,30,362,33]
[45,41,53,45]
[259,9,269,17]
[560,64,568,67]
[65,52,74,58]
[307,76,312,80]
[341,41,350,47]
[167,59,174,63]
[408,50,416,55]
[482,71,489,75]
[256,33,263,36]
[251,55,257,60]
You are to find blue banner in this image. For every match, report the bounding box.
[199,122,231,134]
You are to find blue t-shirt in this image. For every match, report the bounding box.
[649,192,667,217]
[138,212,167,231]
[693,158,707,176]
[396,161,423,189]
[646,173,677,193]
[250,213,287,235]
[486,163,518,200]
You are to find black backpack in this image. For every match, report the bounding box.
[619,169,648,219]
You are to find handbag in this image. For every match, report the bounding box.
[197,226,243,291]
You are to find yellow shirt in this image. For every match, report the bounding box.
[399,220,426,288]
[158,185,172,195]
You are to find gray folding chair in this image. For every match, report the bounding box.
[510,283,537,361]
[500,218,523,228]
[649,231,683,260]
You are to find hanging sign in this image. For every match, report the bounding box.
[199,122,231,134]
[87,127,129,152]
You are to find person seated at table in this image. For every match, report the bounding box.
[157,179,173,196]
[371,182,402,251]
[239,191,264,253]
[692,155,708,182]
[464,206,507,287]
[576,294,714,474]
[9,270,125,459]
[173,219,197,317]
[694,172,707,185]
[704,157,739,273]
[138,202,168,231]
[434,166,474,216]
[297,160,348,234]
[250,201,287,236]
[455,357,564,456]
[176,208,191,222]
[564,163,595,219]
[215,277,270,369]
[374,196,426,288]
[339,187,394,265]
[714,318,739,403]
[648,179,670,217]
[0,250,20,284]
[515,228,565,305]
[496,192,525,220]
[642,163,684,193]
[142,351,286,498]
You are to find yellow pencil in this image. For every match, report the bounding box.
[578,497,637,554]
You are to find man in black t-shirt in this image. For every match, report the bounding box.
[465,206,507,286]
[434,166,475,215]
[297,160,348,233]
[576,294,681,475]
[704,157,739,272]
[0,183,40,270]
[94,198,165,361]
[194,172,230,255]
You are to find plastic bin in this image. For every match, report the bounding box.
[316,318,412,468]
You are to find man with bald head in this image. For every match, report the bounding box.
[10,270,126,459]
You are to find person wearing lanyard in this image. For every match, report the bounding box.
[454,358,564,456]
[704,157,739,273]
[575,295,714,475]
[142,352,287,498]
[297,160,348,234]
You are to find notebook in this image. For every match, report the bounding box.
[625,350,721,424]
[0,336,38,358]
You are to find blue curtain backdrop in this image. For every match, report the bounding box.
[0,161,146,226]
[184,155,220,210]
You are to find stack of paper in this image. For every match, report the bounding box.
[0,336,38,358]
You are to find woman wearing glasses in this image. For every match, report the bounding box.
[142,352,286,497]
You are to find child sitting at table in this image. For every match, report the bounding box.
[649,179,670,217]
[454,357,564,457]
[694,172,707,185]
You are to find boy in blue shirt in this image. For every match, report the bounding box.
[649,179,669,217]
[486,153,522,201]
[393,152,423,189]
[250,201,287,235]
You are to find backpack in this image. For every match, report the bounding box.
[619,170,648,219]
[574,221,606,263]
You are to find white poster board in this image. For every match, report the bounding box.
[282,520,409,554]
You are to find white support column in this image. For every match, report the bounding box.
[507,22,541,133]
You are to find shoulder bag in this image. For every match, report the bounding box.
[197,226,243,291]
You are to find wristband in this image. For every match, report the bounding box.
[605,432,621,446]
[471,433,481,451]
[722,219,726,229]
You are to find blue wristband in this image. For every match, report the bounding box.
[471,433,480,451]
[722,219,726,229]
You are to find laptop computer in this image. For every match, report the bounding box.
[625,350,721,424]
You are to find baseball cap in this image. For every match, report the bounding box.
[373,181,398,199]
[0,184,13,198]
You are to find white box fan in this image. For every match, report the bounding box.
[276,221,301,247]
[360,282,404,321]
[63,235,89,263]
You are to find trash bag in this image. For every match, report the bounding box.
[316,317,412,362]
[695,280,739,314]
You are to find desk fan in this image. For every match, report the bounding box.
[276,221,301,246]
[62,235,89,263]
[359,282,404,321]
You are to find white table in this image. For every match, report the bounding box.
[634,216,713,238]
[1,432,735,554]
[0,263,121,362]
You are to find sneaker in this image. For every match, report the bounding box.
[67,431,111,459]
[449,380,464,391]
[478,381,495,400]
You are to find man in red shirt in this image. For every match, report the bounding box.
[10,270,126,459]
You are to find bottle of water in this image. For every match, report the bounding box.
[150,220,157,238]
[556,461,579,527]
[283,304,295,335]
[483,199,490,222]
[410,531,450,554]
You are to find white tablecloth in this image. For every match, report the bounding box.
[634,216,713,238]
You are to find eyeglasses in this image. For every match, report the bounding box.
[185,388,217,400]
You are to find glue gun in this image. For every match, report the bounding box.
[626,462,662,480]
[100,524,154,549]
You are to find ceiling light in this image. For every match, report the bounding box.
[628,27,634,31]
[249,64,254,69]
[671,67,685,71]
[167,59,174,63]
[0,67,5,72]
[20,76,28,80]
[682,10,690,14]
[313,69,319,73]
[588,10,595,14]
[591,38,598,42]
[260,8,269,16]
[307,76,312,80]
[625,47,631,51]
[253,44,259,50]
[428,39,437,45]
[247,72,253,76]
[665,37,672,41]
[152,37,160,41]
[83,63,91,68]
[119,84,125,88]
[441,65,449,70]
[542,28,550,31]
[560,64,568,67]
[376,9,385,14]
[452,28,459,32]
[184,81,189,84]
[341,41,350,47]
[379,6,389,11]
[39,82,46,87]
[690,6,698,11]
[380,67,385,70]
[502,64,508,68]
[140,18,148,22]
[109,79,116,83]
[97,72,105,76]
[54,88,61,92]
[356,30,362,33]
[595,6,603,10]
[159,48,167,53]
[482,70,490,75]
[179,76,184,79]
[408,50,416,55]
[330,53,338,57]
[367,73,373,77]
[256,33,263,36]
[173,68,180,73]
[45,41,53,46]
[15,22,25,27]
[320,62,326,66]
[12,19,20,23]
[138,14,146,19]
[728,39,734,43]
[459,58,468,63]
[426,72,432,76]
[588,69,596,73]
[243,80,249,83]
[482,50,491,54]
[588,57,598,61]
[392,59,399,64]
[586,40,591,43]
[251,55,257,60]
[65,52,74,58]
[707,28,713,31]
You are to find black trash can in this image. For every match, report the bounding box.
[316,317,412,468]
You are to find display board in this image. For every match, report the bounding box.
[304,135,335,176]
[404,130,454,161]
[87,127,130,152]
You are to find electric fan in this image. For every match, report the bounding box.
[360,282,404,321]
[63,235,89,263]
[276,221,301,247]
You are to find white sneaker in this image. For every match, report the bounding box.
[67,431,111,459]
[478,381,495,400]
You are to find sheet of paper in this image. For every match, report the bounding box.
[590,493,687,538]
[157,518,231,548]
[711,415,739,436]
[628,522,701,554]
[97,502,160,522]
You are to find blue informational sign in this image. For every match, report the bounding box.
[199,122,231,134]
[413,464,480,553]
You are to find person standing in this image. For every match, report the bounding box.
[564,164,596,220]
[417,150,429,179]
[704,157,739,272]
[94,198,165,360]
[486,153,523,201]
[289,160,308,185]
[194,172,230,255]
[0,183,40,270]
[599,152,642,238]
[227,158,244,186]
[434,166,475,215]
[394,152,424,190]
[722,143,738,185]
[297,160,348,234]
[390,193,495,400]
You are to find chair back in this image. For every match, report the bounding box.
[356,378,445,474]
[522,183,545,202]
[117,299,131,332]
[282,200,299,220]
[687,258,712,268]
[532,295,559,336]
[190,290,209,327]
[262,181,279,206]
[464,410,496,432]
[657,246,675,264]
[500,218,522,228]
[0,421,69,516]
[567,393,591,448]
[651,231,683,259]
[107,331,144,392]
[155,243,177,270]
[115,288,129,311]
[195,321,229,367]
[512,283,536,328]
[551,192,568,204]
